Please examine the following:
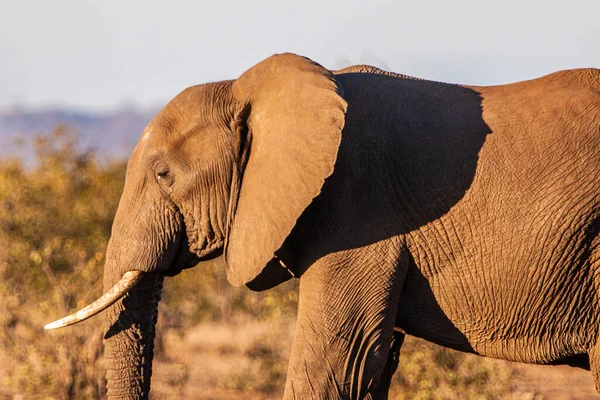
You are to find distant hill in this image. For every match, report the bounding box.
[0,107,157,162]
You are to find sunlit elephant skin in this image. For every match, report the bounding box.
[51,54,600,399]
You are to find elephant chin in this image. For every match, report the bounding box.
[103,272,164,399]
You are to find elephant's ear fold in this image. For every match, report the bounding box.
[224,53,347,287]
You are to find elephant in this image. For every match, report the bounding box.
[45,53,600,399]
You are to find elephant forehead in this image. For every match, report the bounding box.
[130,126,170,163]
[136,124,166,151]
[139,117,186,147]
[140,129,153,144]
[139,127,170,145]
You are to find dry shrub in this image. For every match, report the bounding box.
[391,337,515,400]
[154,263,299,397]
[159,258,299,330]
[158,319,293,395]
[0,127,125,398]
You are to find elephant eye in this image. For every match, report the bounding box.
[155,168,173,185]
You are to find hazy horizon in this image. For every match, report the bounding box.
[1,0,598,112]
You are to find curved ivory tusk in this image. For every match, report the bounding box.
[44,271,145,330]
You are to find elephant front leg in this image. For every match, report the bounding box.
[370,330,405,400]
[284,250,406,399]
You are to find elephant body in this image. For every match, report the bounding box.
[279,66,600,397]
[399,71,599,364]
[47,54,600,399]
[352,67,599,356]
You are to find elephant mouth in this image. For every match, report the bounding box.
[162,229,224,277]
[186,226,225,260]
[43,270,145,330]
[195,239,224,259]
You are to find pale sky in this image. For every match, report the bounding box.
[1,0,598,111]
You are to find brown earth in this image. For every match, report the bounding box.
[149,321,600,400]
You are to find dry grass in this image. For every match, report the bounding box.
[151,319,295,399]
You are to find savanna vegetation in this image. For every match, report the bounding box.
[0,128,592,399]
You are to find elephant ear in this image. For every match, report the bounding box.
[224,53,347,287]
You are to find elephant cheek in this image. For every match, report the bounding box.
[103,272,164,399]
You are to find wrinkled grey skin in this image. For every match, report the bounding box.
[97,53,600,399]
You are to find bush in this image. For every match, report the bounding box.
[0,127,125,398]
[391,337,514,399]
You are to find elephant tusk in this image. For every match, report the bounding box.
[44,271,145,330]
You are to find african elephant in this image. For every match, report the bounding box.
[46,53,600,399]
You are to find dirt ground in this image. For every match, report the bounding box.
[508,363,599,400]
[152,362,599,400]
[148,321,600,400]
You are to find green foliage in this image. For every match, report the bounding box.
[0,128,516,399]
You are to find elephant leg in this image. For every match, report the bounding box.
[284,246,407,400]
[590,342,600,393]
[369,330,405,399]
[590,234,600,394]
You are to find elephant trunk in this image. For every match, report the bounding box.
[97,168,183,397]
[103,270,164,399]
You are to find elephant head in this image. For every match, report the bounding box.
[45,53,347,398]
